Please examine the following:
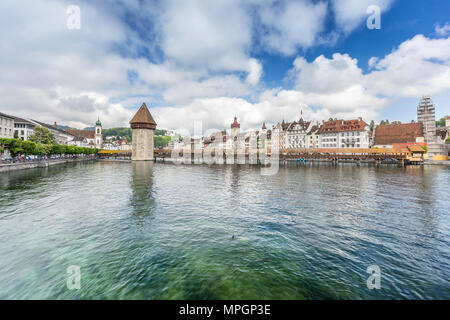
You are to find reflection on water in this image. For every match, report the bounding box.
[0,161,449,299]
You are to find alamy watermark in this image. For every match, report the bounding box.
[367,5,381,30]
[168,121,280,176]
[366,265,381,290]
[66,265,81,290]
[66,5,81,30]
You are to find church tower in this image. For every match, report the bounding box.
[95,117,103,149]
[130,103,157,161]
[231,116,240,137]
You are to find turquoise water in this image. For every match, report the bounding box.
[0,161,449,299]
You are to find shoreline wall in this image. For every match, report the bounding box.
[0,158,97,173]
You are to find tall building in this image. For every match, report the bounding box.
[417,96,446,156]
[130,103,157,161]
[417,96,436,142]
[0,112,15,138]
[231,116,240,137]
[95,117,103,149]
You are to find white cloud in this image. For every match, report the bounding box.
[366,35,450,97]
[161,0,252,71]
[284,35,450,123]
[257,0,328,55]
[153,90,319,134]
[0,0,260,127]
[435,22,450,37]
[245,59,263,86]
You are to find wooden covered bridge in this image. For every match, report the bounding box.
[98,146,425,165]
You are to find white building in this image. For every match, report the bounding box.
[68,136,89,147]
[0,112,15,139]
[13,117,36,141]
[318,118,370,149]
[30,120,75,145]
[286,118,313,149]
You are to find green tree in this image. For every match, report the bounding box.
[2,139,24,157]
[28,126,57,144]
[22,141,37,155]
[13,131,19,139]
[436,117,449,127]
[370,120,375,131]
[154,136,171,148]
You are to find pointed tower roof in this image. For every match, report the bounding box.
[130,103,157,129]
[231,116,240,129]
[262,122,267,130]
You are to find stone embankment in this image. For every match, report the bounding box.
[0,157,96,173]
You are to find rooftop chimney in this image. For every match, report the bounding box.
[54,122,57,128]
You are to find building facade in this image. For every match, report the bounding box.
[318,118,370,148]
[272,121,289,150]
[286,118,313,149]
[373,122,424,148]
[306,125,320,148]
[0,112,15,139]
[13,117,35,141]
[30,120,75,145]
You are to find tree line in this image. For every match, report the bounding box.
[1,126,98,157]
[0,138,98,157]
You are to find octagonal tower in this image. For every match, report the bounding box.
[130,103,157,161]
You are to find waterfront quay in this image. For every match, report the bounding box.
[0,156,97,173]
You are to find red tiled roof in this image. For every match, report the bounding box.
[231,116,240,129]
[374,123,423,145]
[318,119,367,134]
[65,129,95,139]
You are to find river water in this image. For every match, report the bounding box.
[0,161,449,299]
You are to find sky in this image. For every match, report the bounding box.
[1,0,450,134]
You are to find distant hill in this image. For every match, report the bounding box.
[102,127,170,146]
[57,125,73,130]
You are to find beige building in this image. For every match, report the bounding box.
[0,112,15,138]
[272,121,289,150]
[130,103,157,161]
[306,124,321,148]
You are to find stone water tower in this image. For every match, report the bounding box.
[130,103,157,161]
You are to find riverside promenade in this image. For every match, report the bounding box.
[0,156,97,173]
